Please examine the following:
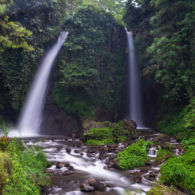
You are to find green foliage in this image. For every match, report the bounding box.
[0,136,10,151]
[156,149,173,164]
[54,6,125,118]
[124,0,195,118]
[116,139,153,170]
[158,97,195,139]
[0,152,9,193]
[84,126,114,145]
[112,121,130,140]
[81,0,126,24]
[84,127,113,140]
[2,139,49,195]
[0,0,81,112]
[160,147,195,194]
[83,120,137,145]
[148,0,195,103]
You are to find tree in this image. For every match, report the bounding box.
[0,0,33,52]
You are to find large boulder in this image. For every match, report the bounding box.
[80,184,94,192]
[147,184,185,195]
[122,119,137,129]
[82,120,112,131]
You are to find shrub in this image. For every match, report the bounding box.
[116,139,153,170]
[160,147,195,194]
[0,152,10,193]
[2,139,49,195]
[158,97,195,140]
[84,127,113,140]
[112,121,129,140]
[0,136,10,151]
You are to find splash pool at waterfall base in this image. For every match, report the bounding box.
[19,130,183,195]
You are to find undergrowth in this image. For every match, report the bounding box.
[160,138,195,194]
[116,139,153,170]
[1,138,49,195]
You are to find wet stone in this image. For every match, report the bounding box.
[56,162,64,169]
[80,183,94,192]
[66,147,71,153]
[88,177,97,186]
[93,182,106,191]
[74,149,80,153]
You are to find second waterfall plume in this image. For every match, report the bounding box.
[126,30,144,128]
[18,32,68,136]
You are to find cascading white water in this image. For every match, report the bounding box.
[126,30,144,128]
[18,32,68,136]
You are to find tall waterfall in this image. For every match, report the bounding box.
[126,30,144,128]
[18,32,68,136]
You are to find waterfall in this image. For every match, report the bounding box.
[126,30,144,128]
[18,32,68,136]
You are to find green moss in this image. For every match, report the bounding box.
[147,184,183,195]
[112,121,130,139]
[83,120,137,145]
[116,139,153,170]
[160,147,195,194]
[84,127,113,140]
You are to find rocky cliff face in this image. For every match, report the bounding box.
[40,82,79,136]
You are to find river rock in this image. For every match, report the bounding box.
[107,160,120,169]
[64,162,70,167]
[93,182,106,191]
[122,119,137,129]
[80,183,94,192]
[146,171,157,181]
[88,178,106,192]
[63,170,74,176]
[66,147,71,153]
[133,174,142,183]
[56,162,64,169]
[74,149,80,153]
[88,178,97,186]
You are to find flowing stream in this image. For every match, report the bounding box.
[25,137,156,195]
[126,31,144,128]
[12,32,68,137]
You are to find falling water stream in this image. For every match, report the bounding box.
[9,32,68,137]
[126,30,144,128]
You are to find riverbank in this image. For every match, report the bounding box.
[22,128,187,195]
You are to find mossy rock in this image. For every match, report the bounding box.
[147,184,185,195]
[82,120,113,131]
[112,120,137,140]
[84,127,113,141]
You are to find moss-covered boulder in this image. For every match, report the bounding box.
[83,120,138,145]
[147,184,185,195]
[116,139,153,170]
[82,120,112,131]
[112,120,137,141]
